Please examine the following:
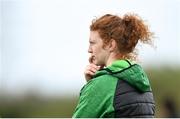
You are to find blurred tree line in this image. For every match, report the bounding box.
[0,67,180,117]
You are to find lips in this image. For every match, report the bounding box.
[89,56,95,63]
[92,56,95,60]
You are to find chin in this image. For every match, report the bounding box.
[94,62,99,65]
[95,62,101,66]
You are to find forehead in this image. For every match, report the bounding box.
[89,31,101,41]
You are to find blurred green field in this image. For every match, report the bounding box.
[0,67,180,117]
[146,67,180,117]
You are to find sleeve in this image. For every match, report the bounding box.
[72,80,100,117]
[73,76,114,118]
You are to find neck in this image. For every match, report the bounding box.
[105,53,123,67]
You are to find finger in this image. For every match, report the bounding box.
[85,70,95,76]
[89,64,100,70]
[89,67,98,73]
[86,67,97,74]
[87,65,99,73]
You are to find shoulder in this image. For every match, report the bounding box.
[80,74,118,97]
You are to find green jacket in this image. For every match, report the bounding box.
[73,60,155,118]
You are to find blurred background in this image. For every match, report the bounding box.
[0,0,180,117]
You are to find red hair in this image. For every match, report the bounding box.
[90,13,154,60]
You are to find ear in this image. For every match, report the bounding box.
[109,39,117,52]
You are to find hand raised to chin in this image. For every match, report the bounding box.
[84,56,104,82]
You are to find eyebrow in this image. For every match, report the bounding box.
[89,40,95,44]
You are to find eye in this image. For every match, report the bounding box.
[89,41,95,45]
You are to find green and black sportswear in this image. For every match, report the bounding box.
[73,60,155,118]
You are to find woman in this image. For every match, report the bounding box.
[73,13,155,118]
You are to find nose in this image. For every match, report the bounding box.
[88,45,92,53]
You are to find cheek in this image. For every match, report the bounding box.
[95,45,102,52]
[92,46,98,53]
[93,44,103,55]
